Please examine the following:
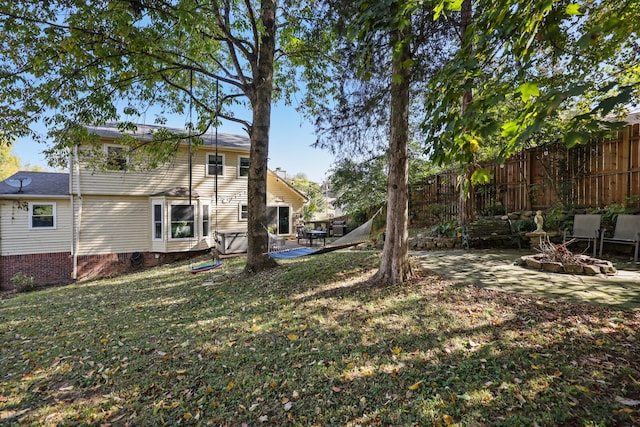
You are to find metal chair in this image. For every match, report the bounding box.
[563,214,601,257]
[599,214,640,262]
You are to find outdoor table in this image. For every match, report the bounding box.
[306,230,327,246]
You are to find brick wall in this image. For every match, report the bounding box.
[0,252,72,290]
[75,250,208,281]
[1,250,211,290]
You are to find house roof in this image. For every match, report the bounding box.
[0,172,69,197]
[151,187,200,198]
[267,169,309,202]
[625,112,640,124]
[85,123,250,151]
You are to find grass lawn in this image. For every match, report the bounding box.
[1,251,639,426]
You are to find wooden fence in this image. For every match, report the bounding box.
[410,123,640,225]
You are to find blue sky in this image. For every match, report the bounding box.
[10,102,336,184]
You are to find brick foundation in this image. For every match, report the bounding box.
[1,252,72,290]
[1,250,211,290]
[74,251,204,281]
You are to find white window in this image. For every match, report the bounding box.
[29,202,56,229]
[170,204,195,239]
[105,145,127,170]
[202,204,210,237]
[206,154,225,176]
[239,203,248,221]
[238,156,250,178]
[152,202,163,240]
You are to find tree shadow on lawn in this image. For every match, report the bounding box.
[275,258,640,425]
[2,252,639,425]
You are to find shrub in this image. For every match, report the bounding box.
[10,272,35,293]
[544,206,571,232]
[513,218,536,233]
[429,221,458,238]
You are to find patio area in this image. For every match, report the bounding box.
[414,249,640,311]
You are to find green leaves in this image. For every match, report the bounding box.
[592,86,636,117]
[434,0,464,20]
[425,0,639,176]
[517,83,540,103]
[565,3,582,15]
[471,168,492,186]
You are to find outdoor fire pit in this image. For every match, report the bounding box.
[517,237,617,276]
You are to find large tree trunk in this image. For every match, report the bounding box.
[245,0,278,273]
[458,0,475,225]
[373,23,412,285]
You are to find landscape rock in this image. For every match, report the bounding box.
[583,264,601,275]
[563,264,584,274]
[542,262,564,273]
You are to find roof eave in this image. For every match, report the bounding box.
[0,194,70,199]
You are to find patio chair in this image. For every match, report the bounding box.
[599,214,640,262]
[563,214,601,257]
[296,228,309,245]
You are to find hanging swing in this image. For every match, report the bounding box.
[188,75,224,274]
[189,259,223,273]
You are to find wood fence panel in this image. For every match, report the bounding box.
[501,152,530,213]
[409,124,640,225]
[586,144,599,207]
[528,148,546,209]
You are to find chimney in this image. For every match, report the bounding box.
[274,167,287,179]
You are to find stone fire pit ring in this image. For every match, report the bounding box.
[518,253,617,276]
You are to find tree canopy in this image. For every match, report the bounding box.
[0,145,21,181]
[0,0,313,272]
[0,145,46,180]
[426,0,640,176]
[287,174,327,221]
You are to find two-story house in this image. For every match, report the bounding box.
[0,123,307,289]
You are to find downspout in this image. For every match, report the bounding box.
[72,146,83,280]
[69,154,74,280]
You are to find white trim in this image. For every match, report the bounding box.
[168,202,197,240]
[237,155,250,178]
[206,153,225,177]
[238,203,248,221]
[28,202,57,230]
[0,194,68,200]
[152,201,164,241]
[202,203,210,238]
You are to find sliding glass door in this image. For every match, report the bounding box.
[267,206,291,235]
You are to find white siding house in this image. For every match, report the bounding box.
[0,123,307,289]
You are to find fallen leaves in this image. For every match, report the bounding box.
[1,252,639,426]
[616,396,640,406]
[408,380,423,391]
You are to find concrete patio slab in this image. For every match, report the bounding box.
[413,249,640,311]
